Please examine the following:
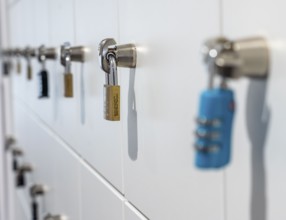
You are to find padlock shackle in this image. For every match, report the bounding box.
[107,55,118,86]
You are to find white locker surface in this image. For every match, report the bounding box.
[14,190,30,220]
[80,162,124,220]
[2,0,286,220]
[72,0,124,193]
[223,1,286,220]
[12,100,129,220]
[119,0,224,219]
[10,0,124,194]
[124,202,148,220]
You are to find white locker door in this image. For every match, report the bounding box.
[13,101,37,204]
[48,0,81,147]
[14,189,30,220]
[9,0,28,103]
[28,0,55,125]
[223,1,286,220]
[52,143,81,220]
[73,0,123,192]
[14,100,81,219]
[21,110,56,215]
[19,0,38,110]
[124,202,148,220]
[119,0,225,219]
[80,162,124,220]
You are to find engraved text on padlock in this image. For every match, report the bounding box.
[64,73,73,97]
[104,85,120,121]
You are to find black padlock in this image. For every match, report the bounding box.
[32,200,38,220]
[16,171,25,187]
[13,158,18,171]
[38,69,49,98]
[2,61,10,76]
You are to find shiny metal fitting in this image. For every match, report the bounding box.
[30,184,47,197]
[203,37,269,79]
[60,42,86,67]
[38,45,57,62]
[99,38,137,74]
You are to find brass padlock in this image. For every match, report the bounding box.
[27,65,32,80]
[64,73,73,97]
[103,54,120,121]
[23,47,35,80]
[99,38,137,121]
[60,42,86,98]
[15,49,22,74]
[104,85,120,121]
[17,61,21,74]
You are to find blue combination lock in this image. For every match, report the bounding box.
[195,87,235,169]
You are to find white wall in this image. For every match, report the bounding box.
[1,0,286,219]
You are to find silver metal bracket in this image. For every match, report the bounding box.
[38,45,57,63]
[18,163,33,173]
[30,184,47,197]
[23,47,36,59]
[5,136,16,150]
[60,42,85,66]
[99,38,136,74]
[12,147,24,156]
[203,37,269,79]
[15,48,23,57]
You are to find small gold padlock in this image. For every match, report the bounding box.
[27,65,32,80]
[17,62,21,74]
[104,85,120,121]
[64,73,73,97]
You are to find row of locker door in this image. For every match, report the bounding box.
[6,100,147,220]
[8,1,227,219]
[8,0,286,219]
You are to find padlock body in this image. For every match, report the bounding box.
[13,158,18,171]
[16,172,25,187]
[3,61,10,76]
[104,85,120,121]
[195,88,235,169]
[38,70,49,98]
[17,62,21,74]
[27,65,32,80]
[32,201,38,220]
[64,73,73,97]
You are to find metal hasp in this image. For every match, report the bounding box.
[99,38,136,121]
[60,42,85,65]
[99,38,136,73]
[5,136,16,150]
[30,184,47,197]
[23,46,36,58]
[44,213,68,220]
[202,37,269,79]
[38,45,57,62]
